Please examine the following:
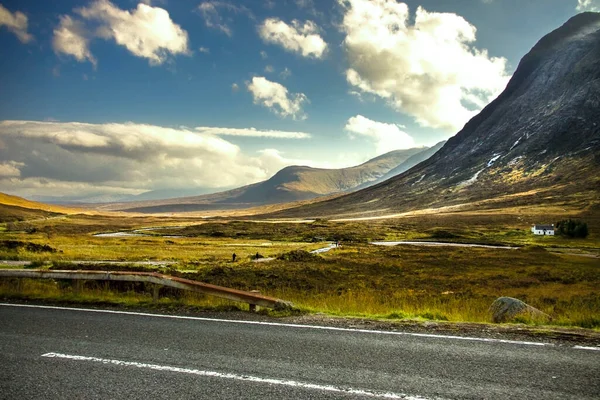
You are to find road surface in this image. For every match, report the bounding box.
[1,303,598,399]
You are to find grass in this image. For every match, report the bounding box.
[178,244,599,328]
[0,209,598,329]
[0,278,248,312]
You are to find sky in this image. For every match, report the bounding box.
[0,0,597,201]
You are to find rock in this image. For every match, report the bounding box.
[274,300,295,311]
[489,297,551,323]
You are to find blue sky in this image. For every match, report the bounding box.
[0,0,596,200]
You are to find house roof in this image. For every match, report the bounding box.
[533,225,554,230]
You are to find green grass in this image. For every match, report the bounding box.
[1,211,598,329]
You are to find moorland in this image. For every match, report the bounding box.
[1,199,598,330]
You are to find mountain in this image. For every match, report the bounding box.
[31,187,227,205]
[0,192,77,222]
[356,140,446,189]
[99,147,434,213]
[271,13,600,219]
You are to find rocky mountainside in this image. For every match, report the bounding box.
[273,13,600,218]
[369,141,446,186]
[98,147,434,212]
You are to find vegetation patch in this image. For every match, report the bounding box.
[0,240,57,253]
[0,208,598,329]
[277,250,321,262]
[556,219,589,238]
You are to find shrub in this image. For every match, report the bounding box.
[555,219,589,238]
[277,250,320,262]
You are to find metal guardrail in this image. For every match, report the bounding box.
[0,269,293,311]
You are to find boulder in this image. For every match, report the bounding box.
[489,297,551,323]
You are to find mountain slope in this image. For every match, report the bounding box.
[369,141,446,186]
[0,192,79,222]
[0,192,76,214]
[99,147,431,212]
[272,13,600,218]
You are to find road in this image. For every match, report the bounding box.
[1,304,598,399]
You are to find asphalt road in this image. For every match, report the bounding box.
[1,304,598,400]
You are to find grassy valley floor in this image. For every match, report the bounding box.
[1,209,599,330]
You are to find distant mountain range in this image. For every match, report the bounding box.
[94,146,441,213]
[271,13,600,218]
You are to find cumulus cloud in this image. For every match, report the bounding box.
[259,18,327,58]
[345,115,415,154]
[53,15,96,66]
[197,1,253,36]
[577,0,600,11]
[53,0,189,66]
[338,0,510,131]
[247,77,308,120]
[0,120,312,198]
[0,161,24,177]
[196,126,310,139]
[0,4,33,43]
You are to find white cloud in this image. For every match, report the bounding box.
[53,0,189,66]
[197,1,253,36]
[256,148,353,173]
[0,120,312,198]
[0,161,24,177]
[0,4,33,43]
[260,50,268,59]
[257,149,317,171]
[345,115,415,154]
[231,83,240,92]
[247,77,308,120]
[195,126,310,139]
[577,0,600,11]
[338,0,510,131]
[264,65,275,73]
[77,0,189,65]
[198,46,210,54]
[53,15,96,66]
[259,18,327,58]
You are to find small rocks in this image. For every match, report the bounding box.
[489,297,551,323]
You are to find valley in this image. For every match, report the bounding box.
[0,10,598,334]
[2,3,600,399]
[1,201,598,330]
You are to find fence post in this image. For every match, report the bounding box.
[74,280,83,295]
[152,284,160,302]
[249,290,260,312]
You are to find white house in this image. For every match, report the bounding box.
[531,224,555,235]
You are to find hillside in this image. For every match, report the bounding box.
[358,140,446,189]
[0,192,76,223]
[98,147,432,213]
[271,13,600,219]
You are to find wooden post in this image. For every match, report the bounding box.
[249,290,260,312]
[74,280,83,295]
[153,284,160,302]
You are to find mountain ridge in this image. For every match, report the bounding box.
[93,146,436,213]
[268,13,600,219]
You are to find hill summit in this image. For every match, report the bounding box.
[98,146,438,213]
[274,13,600,218]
